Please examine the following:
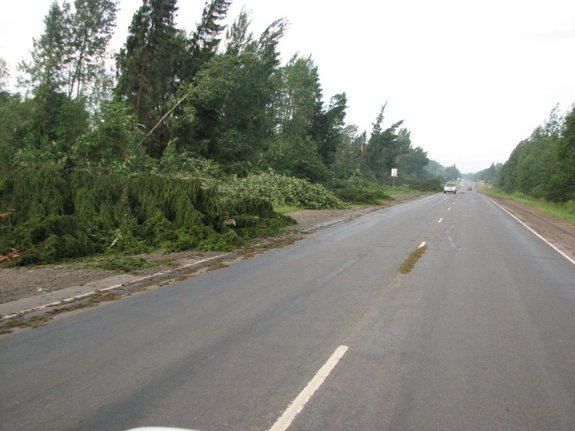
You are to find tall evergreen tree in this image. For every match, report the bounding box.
[184,0,232,81]
[115,0,183,156]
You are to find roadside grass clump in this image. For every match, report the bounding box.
[222,172,346,209]
[0,166,295,265]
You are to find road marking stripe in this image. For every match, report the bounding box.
[268,345,349,431]
[438,218,443,223]
[490,198,575,266]
[418,241,426,249]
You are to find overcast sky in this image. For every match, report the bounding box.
[1,0,574,173]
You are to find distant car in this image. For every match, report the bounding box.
[443,182,457,194]
[467,186,472,191]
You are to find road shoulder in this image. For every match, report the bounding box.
[489,195,575,263]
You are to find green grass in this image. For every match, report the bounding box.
[481,186,575,224]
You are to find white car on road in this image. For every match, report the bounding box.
[443,182,457,194]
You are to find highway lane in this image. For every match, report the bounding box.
[1,188,574,431]
[291,188,575,430]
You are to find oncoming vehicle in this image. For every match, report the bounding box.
[443,182,457,194]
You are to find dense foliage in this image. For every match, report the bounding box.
[497,106,575,202]
[221,172,345,209]
[0,0,461,264]
[0,165,294,264]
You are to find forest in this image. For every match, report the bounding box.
[0,0,460,265]
[471,105,575,204]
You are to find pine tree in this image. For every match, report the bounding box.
[115,0,183,157]
[184,0,232,81]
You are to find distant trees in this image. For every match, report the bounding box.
[497,105,575,202]
[360,104,434,184]
[470,163,501,184]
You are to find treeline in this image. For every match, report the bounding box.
[0,0,456,185]
[472,106,574,203]
[0,0,459,264]
[468,162,502,184]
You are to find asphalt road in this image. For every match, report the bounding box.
[1,187,574,431]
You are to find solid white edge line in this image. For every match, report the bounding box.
[490,198,575,266]
[268,345,349,431]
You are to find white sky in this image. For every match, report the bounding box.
[1,0,575,173]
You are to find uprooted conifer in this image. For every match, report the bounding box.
[0,165,293,265]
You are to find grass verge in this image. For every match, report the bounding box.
[481,186,575,224]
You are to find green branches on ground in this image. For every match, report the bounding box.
[333,187,391,205]
[0,167,293,265]
[221,172,346,209]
